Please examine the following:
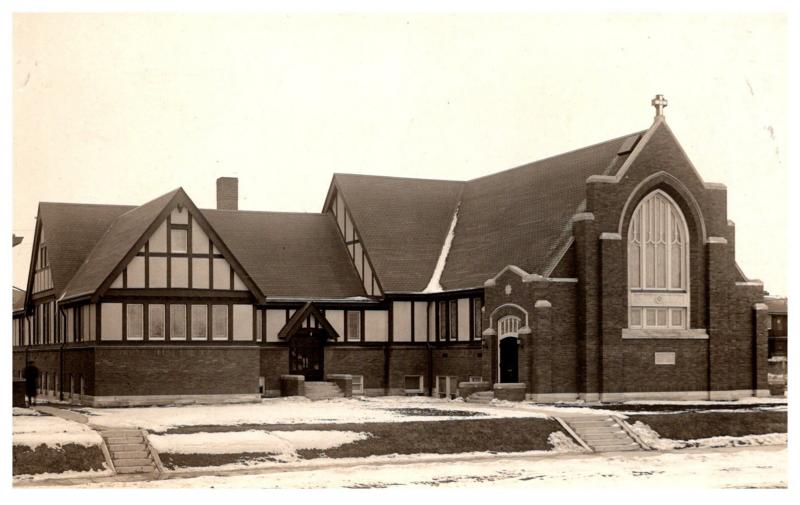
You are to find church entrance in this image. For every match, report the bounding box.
[499,336,519,383]
[497,315,522,383]
[289,329,325,381]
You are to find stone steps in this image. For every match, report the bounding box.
[562,416,645,453]
[304,381,344,400]
[100,429,158,475]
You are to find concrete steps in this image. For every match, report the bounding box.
[465,391,495,404]
[304,381,344,401]
[100,429,157,475]
[561,416,643,453]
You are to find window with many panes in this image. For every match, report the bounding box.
[346,311,361,341]
[628,190,689,329]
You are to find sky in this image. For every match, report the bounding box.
[10,12,788,295]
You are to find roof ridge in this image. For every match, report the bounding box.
[334,172,465,184]
[200,208,327,217]
[467,130,646,184]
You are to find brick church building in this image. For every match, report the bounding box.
[12,96,771,406]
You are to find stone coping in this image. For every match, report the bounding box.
[493,383,526,390]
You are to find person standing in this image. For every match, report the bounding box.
[23,361,39,407]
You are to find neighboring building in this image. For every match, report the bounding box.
[11,97,771,406]
[765,297,788,358]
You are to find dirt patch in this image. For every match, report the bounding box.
[13,443,106,476]
[628,410,787,440]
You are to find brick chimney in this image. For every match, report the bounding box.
[216,177,238,211]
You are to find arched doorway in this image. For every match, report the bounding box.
[497,315,521,383]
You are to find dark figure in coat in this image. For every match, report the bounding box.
[23,361,39,407]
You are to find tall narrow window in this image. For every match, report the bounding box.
[126,304,144,340]
[191,305,208,340]
[346,311,361,341]
[149,304,165,340]
[170,304,186,340]
[628,190,689,329]
[212,305,228,340]
[448,300,458,341]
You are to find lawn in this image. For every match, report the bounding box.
[627,410,787,440]
[154,417,571,470]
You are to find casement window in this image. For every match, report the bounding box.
[351,375,364,395]
[437,301,447,340]
[191,304,208,340]
[170,304,186,340]
[472,298,483,340]
[628,190,689,329]
[346,311,361,342]
[126,304,144,340]
[448,300,458,341]
[148,304,165,340]
[212,305,228,340]
[170,229,188,253]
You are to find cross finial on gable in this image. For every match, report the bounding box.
[651,94,668,118]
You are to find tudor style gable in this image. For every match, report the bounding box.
[60,188,263,304]
[324,181,385,297]
[106,205,250,293]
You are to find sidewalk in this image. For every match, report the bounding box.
[13,444,786,488]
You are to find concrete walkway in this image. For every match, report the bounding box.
[32,405,90,425]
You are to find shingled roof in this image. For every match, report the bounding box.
[202,210,366,299]
[441,131,643,290]
[61,190,181,300]
[332,174,464,293]
[25,126,651,302]
[334,130,644,292]
[36,202,135,298]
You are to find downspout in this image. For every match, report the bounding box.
[58,304,65,402]
[426,300,433,396]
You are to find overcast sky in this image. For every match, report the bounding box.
[11,12,788,295]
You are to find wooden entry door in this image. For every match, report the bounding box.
[499,336,519,383]
[289,329,325,381]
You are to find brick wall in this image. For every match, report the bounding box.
[94,346,259,396]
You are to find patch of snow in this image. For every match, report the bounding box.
[13,407,41,416]
[628,421,787,450]
[273,430,370,451]
[546,431,583,453]
[67,446,788,489]
[79,396,548,432]
[422,202,460,293]
[13,415,103,449]
[149,430,369,459]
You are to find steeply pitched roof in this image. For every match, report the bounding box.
[334,131,643,292]
[37,202,134,297]
[441,132,643,290]
[60,190,180,300]
[202,210,366,299]
[332,174,465,293]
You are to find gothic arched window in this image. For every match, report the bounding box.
[628,190,689,329]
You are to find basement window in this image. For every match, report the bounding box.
[352,375,364,395]
[404,375,424,394]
